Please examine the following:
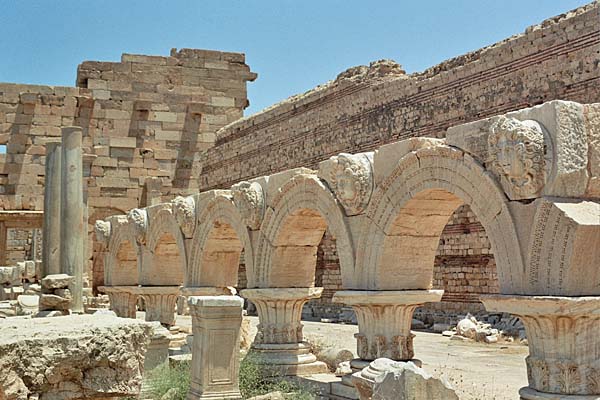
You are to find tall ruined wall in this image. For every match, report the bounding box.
[199,2,600,319]
[0,48,256,286]
[201,2,599,190]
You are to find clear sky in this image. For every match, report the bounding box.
[0,0,591,117]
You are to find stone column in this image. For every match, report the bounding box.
[59,127,84,313]
[42,141,62,277]
[100,286,139,318]
[333,290,443,362]
[482,295,600,399]
[240,287,328,376]
[136,286,180,326]
[187,296,243,400]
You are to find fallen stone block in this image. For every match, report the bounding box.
[0,314,153,400]
[352,358,458,400]
[41,274,73,291]
[38,294,71,311]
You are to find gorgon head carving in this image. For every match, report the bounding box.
[231,181,265,230]
[127,208,148,245]
[488,116,546,199]
[172,196,196,237]
[322,153,373,215]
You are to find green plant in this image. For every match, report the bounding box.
[239,352,315,399]
[147,361,191,400]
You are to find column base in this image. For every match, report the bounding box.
[520,387,600,399]
[187,389,242,400]
[250,342,328,376]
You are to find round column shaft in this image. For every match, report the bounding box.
[42,141,62,277]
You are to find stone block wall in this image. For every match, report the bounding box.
[0,48,256,287]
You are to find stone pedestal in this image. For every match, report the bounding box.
[333,290,443,361]
[240,287,328,376]
[482,295,600,399]
[100,286,139,318]
[60,127,84,314]
[136,286,180,326]
[42,141,62,277]
[187,296,243,400]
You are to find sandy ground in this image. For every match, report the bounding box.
[166,313,528,400]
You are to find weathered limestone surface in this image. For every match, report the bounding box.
[241,288,328,376]
[41,141,62,277]
[482,295,600,398]
[0,314,152,400]
[352,358,458,400]
[333,290,443,361]
[60,127,84,313]
[188,296,244,400]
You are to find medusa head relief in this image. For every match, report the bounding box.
[321,153,373,216]
[488,116,547,199]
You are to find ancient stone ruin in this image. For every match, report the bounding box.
[1,1,599,399]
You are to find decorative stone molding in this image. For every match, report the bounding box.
[132,286,180,326]
[240,287,328,376]
[94,220,111,247]
[231,181,265,230]
[127,208,148,246]
[482,295,600,397]
[488,116,547,199]
[188,296,244,400]
[171,196,196,238]
[100,286,138,319]
[333,290,443,361]
[318,152,373,215]
[241,287,322,344]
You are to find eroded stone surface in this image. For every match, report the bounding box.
[0,314,152,400]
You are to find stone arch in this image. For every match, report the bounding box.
[89,207,126,290]
[356,144,524,293]
[106,216,138,286]
[144,206,186,286]
[256,174,354,288]
[188,192,254,288]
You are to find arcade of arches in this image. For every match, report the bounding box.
[97,101,600,398]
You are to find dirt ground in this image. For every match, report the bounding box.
[171,314,529,399]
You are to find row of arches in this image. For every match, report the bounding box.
[96,101,600,397]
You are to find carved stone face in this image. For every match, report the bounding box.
[488,117,545,199]
[336,167,360,203]
[320,153,373,216]
[495,136,531,187]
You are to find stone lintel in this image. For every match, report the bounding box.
[181,286,237,296]
[240,287,323,301]
[333,289,444,305]
[481,294,600,316]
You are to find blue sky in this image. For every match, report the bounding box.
[0,0,591,117]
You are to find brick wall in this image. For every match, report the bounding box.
[198,2,599,320]
[200,3,599,190]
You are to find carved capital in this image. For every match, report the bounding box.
[94,220,111,246]
[171,196,196,237]
[488,116,547,199]
[319,153,373,215]
[127,208,148,246]
[482,295,600,396]
[241,288,322,344]
[231,181,265,230]
[333,290,443,361]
